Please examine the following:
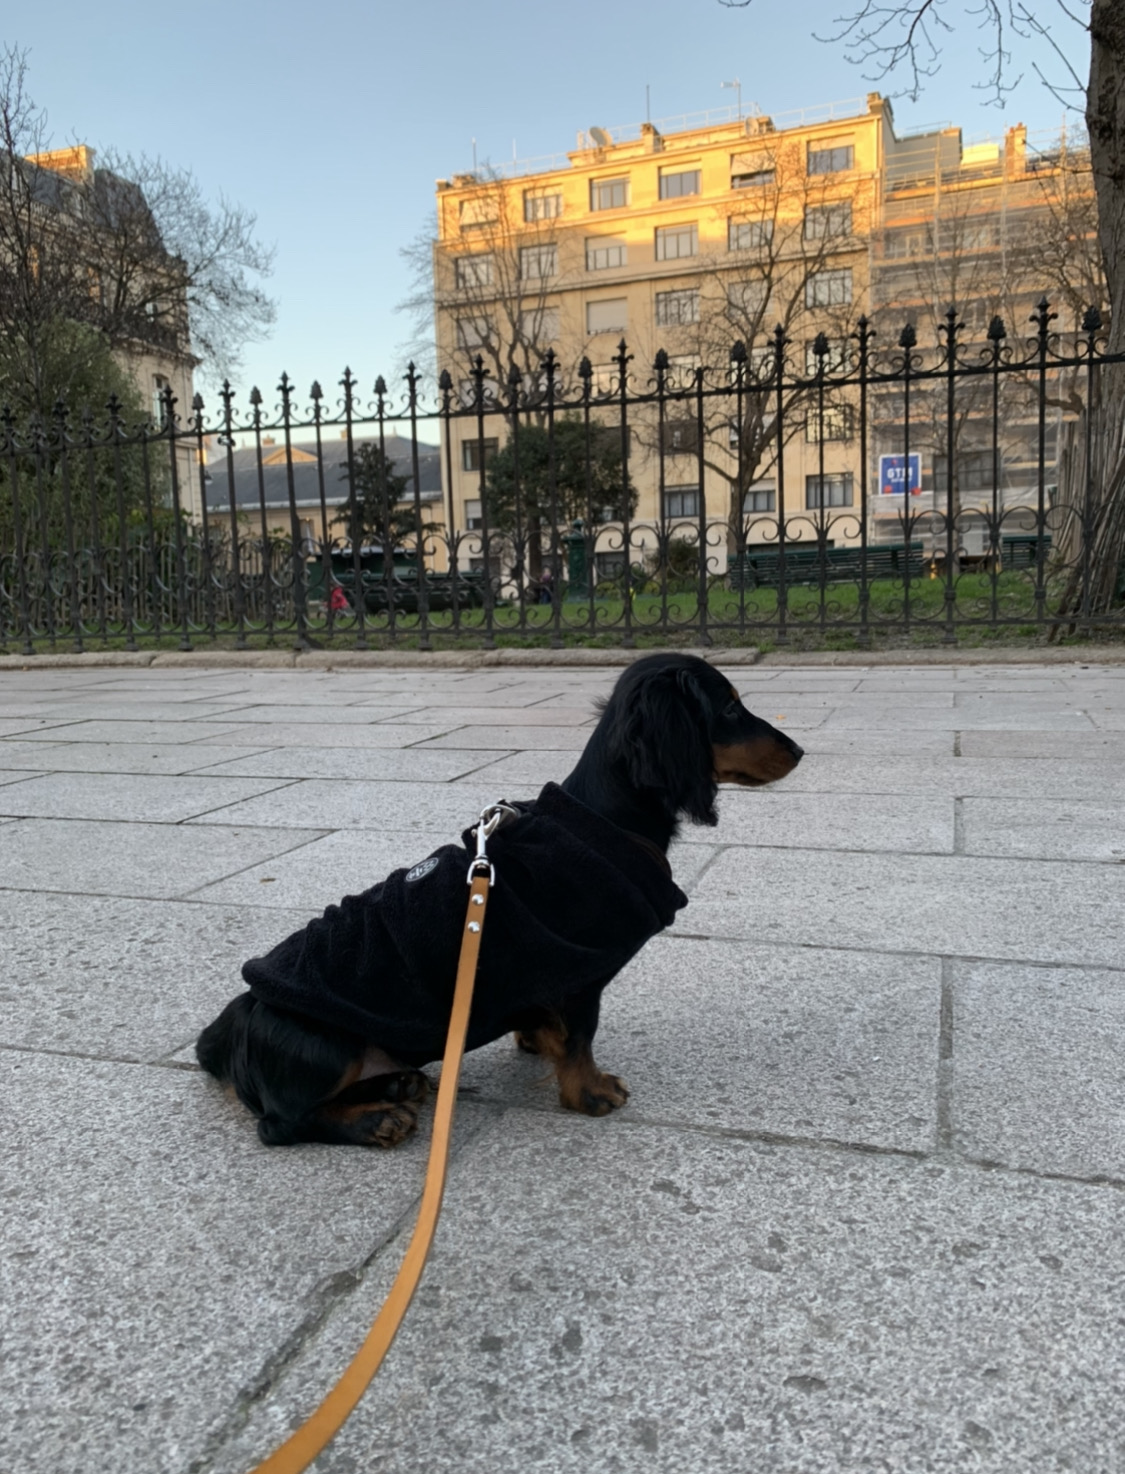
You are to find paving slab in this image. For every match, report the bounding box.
[0,770,292,823]
[776,753,1125,800]
[360,704,599,726]
[0,1051,495,1474]
[191,747,506,783]
[456,935,940,1154]
[0,891,312,1061]
[185,779,542,832]
[7,718,252,744]
[414,725,594,750]
[823,705,1096,731]
[0,819,323,899]
[0,717,90,737]
[186,828,477,911]
[959,729,1125,758]
[950,960,1125,1180]
[195,703,420,725]
[209,1111,1125,1474]
[0,701,252,723]
[678,789,955,855]
[684,846,1125,968]
[187,721,456,749]
[961,795,1125,861]
[0,741,273,776]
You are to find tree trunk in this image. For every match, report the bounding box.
[1054,0,1125,626]
[1089,0,1125,353]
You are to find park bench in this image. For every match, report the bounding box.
[728,542,926,590]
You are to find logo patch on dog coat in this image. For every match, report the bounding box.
[405,856,440,884]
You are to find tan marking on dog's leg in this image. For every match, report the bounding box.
[515,1019,629,1116]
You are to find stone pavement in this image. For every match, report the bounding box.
[1,658,1124,1473]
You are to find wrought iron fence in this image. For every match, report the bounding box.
[2,297,1124,653]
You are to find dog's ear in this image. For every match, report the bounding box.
[607,664,718,825]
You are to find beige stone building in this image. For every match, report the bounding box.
[430,95,1095,565]
[23,146,199,513]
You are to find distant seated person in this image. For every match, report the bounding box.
[328,583,349,613]
[538,568,554,605]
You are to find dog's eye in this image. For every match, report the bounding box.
[724,701,740,718]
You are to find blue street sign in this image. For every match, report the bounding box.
[878,453,922,496]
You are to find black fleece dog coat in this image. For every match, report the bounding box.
[242,783,688,1064]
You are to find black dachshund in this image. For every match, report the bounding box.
[196,654,802,1147]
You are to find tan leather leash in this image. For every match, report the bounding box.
[247,804,514,1474]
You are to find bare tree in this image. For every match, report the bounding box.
[399,165,587,407]
[0,44,275,412]
[718,3,1120,332]
[625,132,862,541]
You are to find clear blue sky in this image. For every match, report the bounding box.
[11,0,1088,412]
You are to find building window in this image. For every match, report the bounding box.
[455,254,493,289]
[805,404,854,442]
[586,298,628,334]
[806,473,854,508]
[804,202,853,240]
[586,237,627,270]
[457,316,493,350]
[662,420,699,454]
[591,176,629,211]
[805,269,853,308]
[659,168,701,199]
[462,439,498,473]
[743,481,776,513]
[152,374,171,428]
[804,338,850,374]
[655,223,698,261]
[883,228,930,260]
[726,280,768,319]
[664,354,701,389]
[933,451,995,494]
[520,243,558,280]
[807,144,854,175]
[588,363,622,396]
[464,500,483,530]
[460,195,499,228]
[655,289,700,327]
[732,168,775,189]
[663,486,700,518]
[524,191,562,221]
[729,218,773,251]
[520,307,559,342]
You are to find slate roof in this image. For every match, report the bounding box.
[201,434,444,515]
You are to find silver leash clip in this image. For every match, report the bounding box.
[467,801,517,885]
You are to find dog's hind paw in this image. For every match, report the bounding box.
[559,1069,630,1118]
[351,1098,424,1148]
[313,1093,426,1148]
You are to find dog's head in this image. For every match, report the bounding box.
[604,653,802,826]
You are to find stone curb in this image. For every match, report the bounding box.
[755,646,1125,666]
[2,644,1124,672]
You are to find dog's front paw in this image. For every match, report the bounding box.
[559,1069,630,1118]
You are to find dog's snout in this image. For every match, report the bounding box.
[790,742,805,761]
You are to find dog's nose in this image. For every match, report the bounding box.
[790,743,805,761]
